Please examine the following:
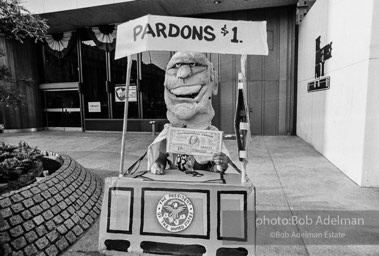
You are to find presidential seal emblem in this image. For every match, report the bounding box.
[156,193,194,233]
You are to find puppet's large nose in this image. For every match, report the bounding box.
[177,65,192,79]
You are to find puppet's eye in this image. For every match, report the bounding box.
[174,63,182,68]
[189,62,196,67]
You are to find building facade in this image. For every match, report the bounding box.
[297,0,379,186]
[0,0,298,135]
[4,1,378,186]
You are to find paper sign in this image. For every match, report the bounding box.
[88,102,101,112]
[166,127,223,156]
[115,85,137,102]
[116,14,268,59]
[128,86,137,102]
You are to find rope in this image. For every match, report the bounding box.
[226,156,242,174]
[122,151,147,176]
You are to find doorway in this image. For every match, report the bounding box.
[42,88,82,131]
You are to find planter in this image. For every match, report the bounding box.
[0,154,103,256]
[40,154,63,175]
[0,152,63,196]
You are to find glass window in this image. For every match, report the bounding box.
[81,39,108,118]
[42,35,78,83]
[141,51,170,119]
[110,52,138,119]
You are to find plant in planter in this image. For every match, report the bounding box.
[0,141,46,194]
[0,143,17,161]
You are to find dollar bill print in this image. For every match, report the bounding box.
[166,127,223,156]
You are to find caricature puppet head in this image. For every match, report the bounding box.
[164,52,218,129]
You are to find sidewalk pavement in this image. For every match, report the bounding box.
[2,131,379,256]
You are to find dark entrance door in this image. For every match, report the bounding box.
[42,89,81,131]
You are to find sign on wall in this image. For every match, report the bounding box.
[88,102,101,112]
[115,14,268,58]
[315,36,332,78]
[308,36,332,93]
[308,76,330,92]
[115,84,137,102]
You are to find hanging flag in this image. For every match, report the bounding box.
[234,73,250,161]
[234,55,252,183]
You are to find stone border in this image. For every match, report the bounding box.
[0,154,104,256]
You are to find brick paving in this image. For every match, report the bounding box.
[0,154,103,256]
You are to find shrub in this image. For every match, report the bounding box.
[0,141,44,192]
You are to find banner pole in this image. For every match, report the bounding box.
[119,55,132,177]
[241,54,248,184]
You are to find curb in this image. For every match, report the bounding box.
[0,154,104,256]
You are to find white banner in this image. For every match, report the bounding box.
[115,14,268,59]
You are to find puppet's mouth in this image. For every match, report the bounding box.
[173,92,199,99]
[170,85,202,99]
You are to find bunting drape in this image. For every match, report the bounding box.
[45,32,76,59]
[88,25,117,51]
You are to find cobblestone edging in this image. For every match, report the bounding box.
[0,154,104,256]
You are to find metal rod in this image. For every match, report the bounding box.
[77,33,85,131]
[241,54,248,184]
[242,160,247,184]
[106,52,113,119]
[119,55,132,177]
